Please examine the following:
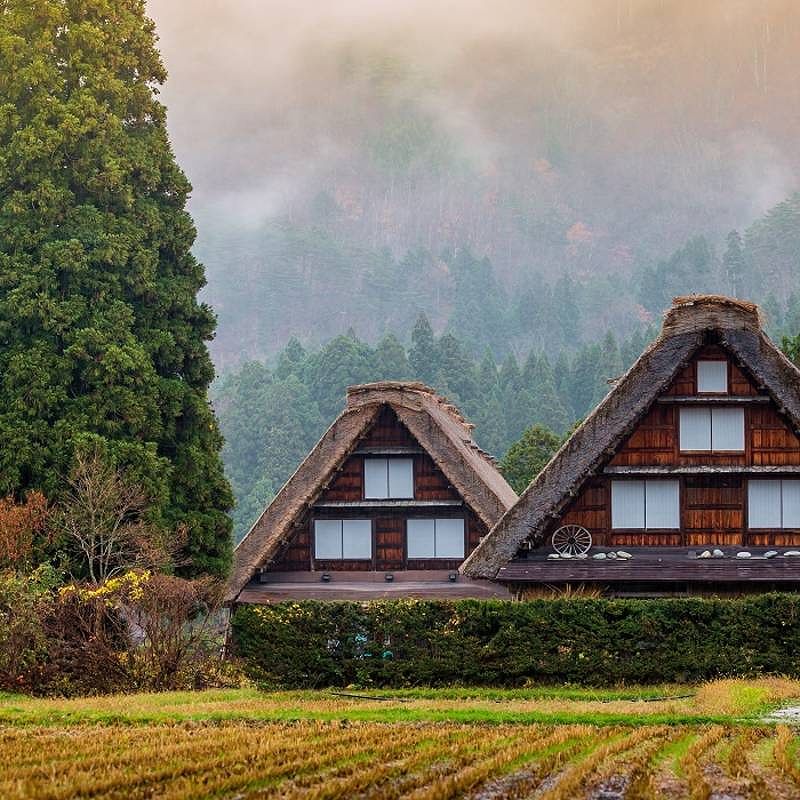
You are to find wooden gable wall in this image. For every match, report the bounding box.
[549,345,800,548]
[264,405,486,573]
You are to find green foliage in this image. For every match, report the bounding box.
[0,566,58,693]
[0,0,232,575]
[232,595,800,688]
[500,425,563,494]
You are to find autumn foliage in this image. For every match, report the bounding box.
[0,492,51,567]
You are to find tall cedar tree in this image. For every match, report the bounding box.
[0,1,233,576]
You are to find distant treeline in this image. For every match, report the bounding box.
[204,192,800,370]
[214,318,654,541]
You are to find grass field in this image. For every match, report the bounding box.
[2,679,800,799]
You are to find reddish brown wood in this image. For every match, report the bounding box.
[547,346,800,552]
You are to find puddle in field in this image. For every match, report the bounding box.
[764,705,800,722]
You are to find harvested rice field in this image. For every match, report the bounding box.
[2,679,800,799]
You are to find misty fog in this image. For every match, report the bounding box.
[145,0,800,366]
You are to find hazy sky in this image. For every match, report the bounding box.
[147,1,798,229]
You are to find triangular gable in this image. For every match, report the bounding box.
[227,381,517,600]
[461,296,800,579]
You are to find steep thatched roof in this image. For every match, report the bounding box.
[227,381,517,601]
[461,295,800,579]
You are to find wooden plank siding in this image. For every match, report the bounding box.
[546,346,800,550]
[264,510,488,573]
[262,406,488,575]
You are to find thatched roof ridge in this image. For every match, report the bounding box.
[227,381,517,601]
[461,295,800,579]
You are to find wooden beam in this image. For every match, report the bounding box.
[604,465,800,475]
[313,499,463,508]
[656,396,770,404]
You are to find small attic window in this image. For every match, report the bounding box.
[364,458,414,499]
[697,360,728,393]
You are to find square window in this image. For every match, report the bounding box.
[364,458,415,498]
[697,361,728,393]
[406,518,465,559]
[612,480,679,529]
[314,519,372,559]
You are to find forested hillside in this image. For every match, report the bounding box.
[146,0,800,368]
[214,190,800,541]
[201,192,800,368]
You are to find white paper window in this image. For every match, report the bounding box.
[680,408,712,451]
[611,481,645,529]
[645,480,680,529]
[314,519,372,559]
[749,480,800,529]
[364,458,414,498]
[435,518,466,558]
[697,361,728,393]
[364,458,388,498]
[612,480,679,529]
[388,458,414,498]
[679,407,744,451]
[314,520,343,559]
[748,481,782,529]
[407,519,436,558]
[782,481,800,528]
[407,518,465,559]
[712,407,744,451]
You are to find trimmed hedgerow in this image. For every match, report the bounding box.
[231,595,800,687]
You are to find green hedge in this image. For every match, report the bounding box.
[230,596,800,687]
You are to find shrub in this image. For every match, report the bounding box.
[0,567,57,693]
[231,595,800,688]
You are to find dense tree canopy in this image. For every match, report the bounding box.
[499,425,563,495]
[0,0,233,576]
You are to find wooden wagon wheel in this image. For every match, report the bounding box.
[551,525,592,556]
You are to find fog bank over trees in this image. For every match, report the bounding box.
[146,1,800,366]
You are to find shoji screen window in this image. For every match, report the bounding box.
[696,361,728,394]
[679,407,744,451]
[364,458,414,499]
[748,481,800,529]
[406,518,465,559]
[314,519,372,559]
[611,480,680,529]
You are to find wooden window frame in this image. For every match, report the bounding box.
[695,358,730,396]
[311,516,376,567]
[610,478,681,532]
[362,456,415,500]
[678,406,745,454]
[404,513,468,562]
[747,479,800,531]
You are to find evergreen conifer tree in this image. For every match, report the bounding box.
[500,424,562,494]
[374,333,410,379]
[408,314,438,384]
[0,0,233,575]
[528,354,570,434]
[722,230,746,297]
